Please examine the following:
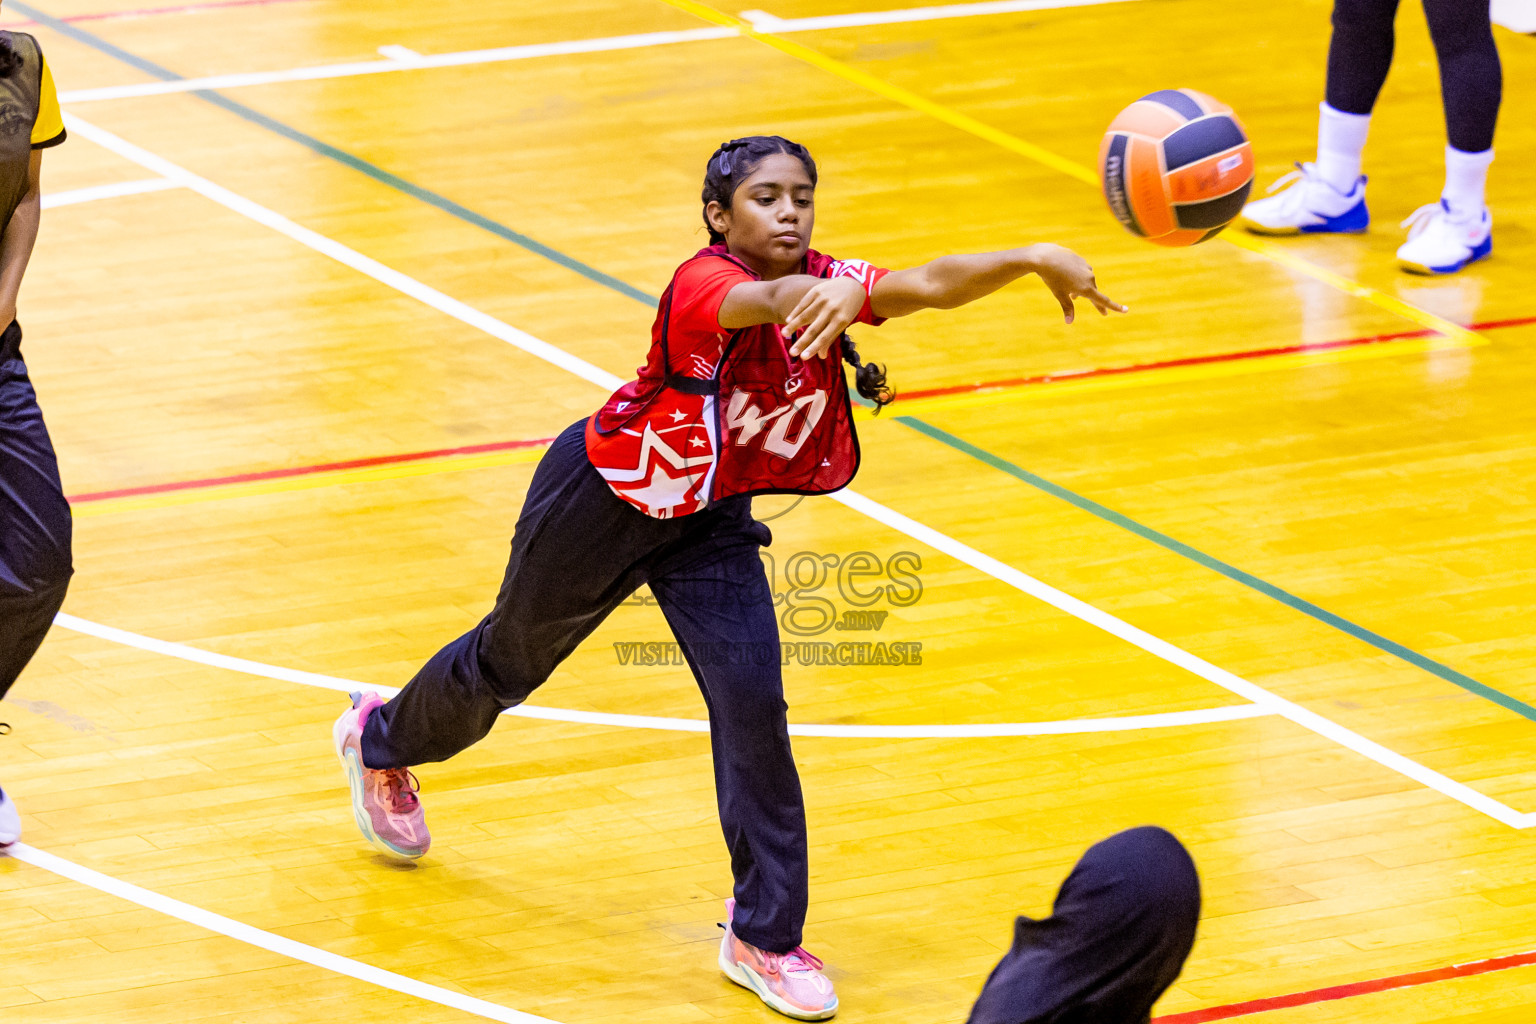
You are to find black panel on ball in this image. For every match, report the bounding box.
[1162,115,1248,171]
[1138,89,1204,121]
[1174,179,1254,229]
[1101,133,1145,236]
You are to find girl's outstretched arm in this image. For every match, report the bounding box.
[871,243,1127,323]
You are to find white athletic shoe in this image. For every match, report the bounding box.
[1396,200,1492,275]
[1240,162,1369,235]
[0,787,20,849]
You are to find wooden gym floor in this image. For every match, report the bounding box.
[3,0,1536,1021]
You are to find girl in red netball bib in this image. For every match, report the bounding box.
[333,135,1124,1020]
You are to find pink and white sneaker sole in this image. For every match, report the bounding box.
[333,693,429,860]
[717,910,839,1021]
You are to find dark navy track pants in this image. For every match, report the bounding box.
[362,418,807,953]
[1327,0,1501,152]
[0,322,72,700]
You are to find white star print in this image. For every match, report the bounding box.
[620,462,695,516]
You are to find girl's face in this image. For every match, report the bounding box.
[708,152,815,278]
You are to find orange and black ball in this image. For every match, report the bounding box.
[1099,89,1255,247]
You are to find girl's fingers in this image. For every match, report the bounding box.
[808,314,843,358]
[790,308,833,356]
[785,294,817,330]
[784,306,812,337]
[799,309,851,360]
[1054,287,1075,324]
[1086,288,1128,314]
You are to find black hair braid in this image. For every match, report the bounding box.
[0,35,22,80]
[701,135,818,244]
[841,336,894,413]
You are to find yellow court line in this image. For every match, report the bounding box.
[73,447,548,519]
[857,334,1482,419]
[656,0,1483,349]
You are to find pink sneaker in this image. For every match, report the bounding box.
[333,691,430,859]
[718,898,838,1020]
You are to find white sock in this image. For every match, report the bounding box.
[1315,102,1370,193]
[1442,145,1494,221]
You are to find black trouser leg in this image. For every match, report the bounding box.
[1326,0,1402,115]
[1423,0,1500,152]
[651,525,806,955]
[363,420,657,767]
[0,578,68,699]
[0,323,73,701]
[360,417,809,954]
[361,419,753,769]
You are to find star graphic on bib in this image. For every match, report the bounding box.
[621,462,694,516]
[690,437,707,448]
[669,409,687,423]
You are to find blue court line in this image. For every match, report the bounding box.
[30,0,1535,723]
[10,1,660,306]
[893,416,1536,723]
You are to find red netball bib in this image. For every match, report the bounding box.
[585,247,887,518]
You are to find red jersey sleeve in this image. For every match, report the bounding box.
[670,256,754,335]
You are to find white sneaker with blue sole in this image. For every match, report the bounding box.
[1397,200,1492,275]
[1240,162,1369,235]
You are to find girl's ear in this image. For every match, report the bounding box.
[705,200,731,239]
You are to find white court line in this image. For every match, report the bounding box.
[60,111,1536,831]
[59,115,622,393]
[52,612,1273,737]
[58,27,739,103]
[41,177,180,209]
[833,492,1536,830]
[5,843,561,1024]
[740,0,1138,33]
[375,44,424,63]
[57,0,1138,104]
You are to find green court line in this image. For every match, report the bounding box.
[893,415,1536,723]
[30,0,1535,724]
[12,1,660,306]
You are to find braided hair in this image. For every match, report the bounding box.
[700,136,895,412]
[841,336,895,413]
[701,135,818,245]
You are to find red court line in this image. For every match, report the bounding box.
[0,0,312,29]
[892,315,1536,405]
[1154,945,1536,1023]
[67,436,555,504]
[67,315,1536,506]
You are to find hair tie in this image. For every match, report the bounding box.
[716,139,751,177]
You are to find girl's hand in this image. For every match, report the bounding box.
[784,277,866,360]
[1028,243,1128,323]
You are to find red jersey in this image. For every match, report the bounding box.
[586,246,889,518]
